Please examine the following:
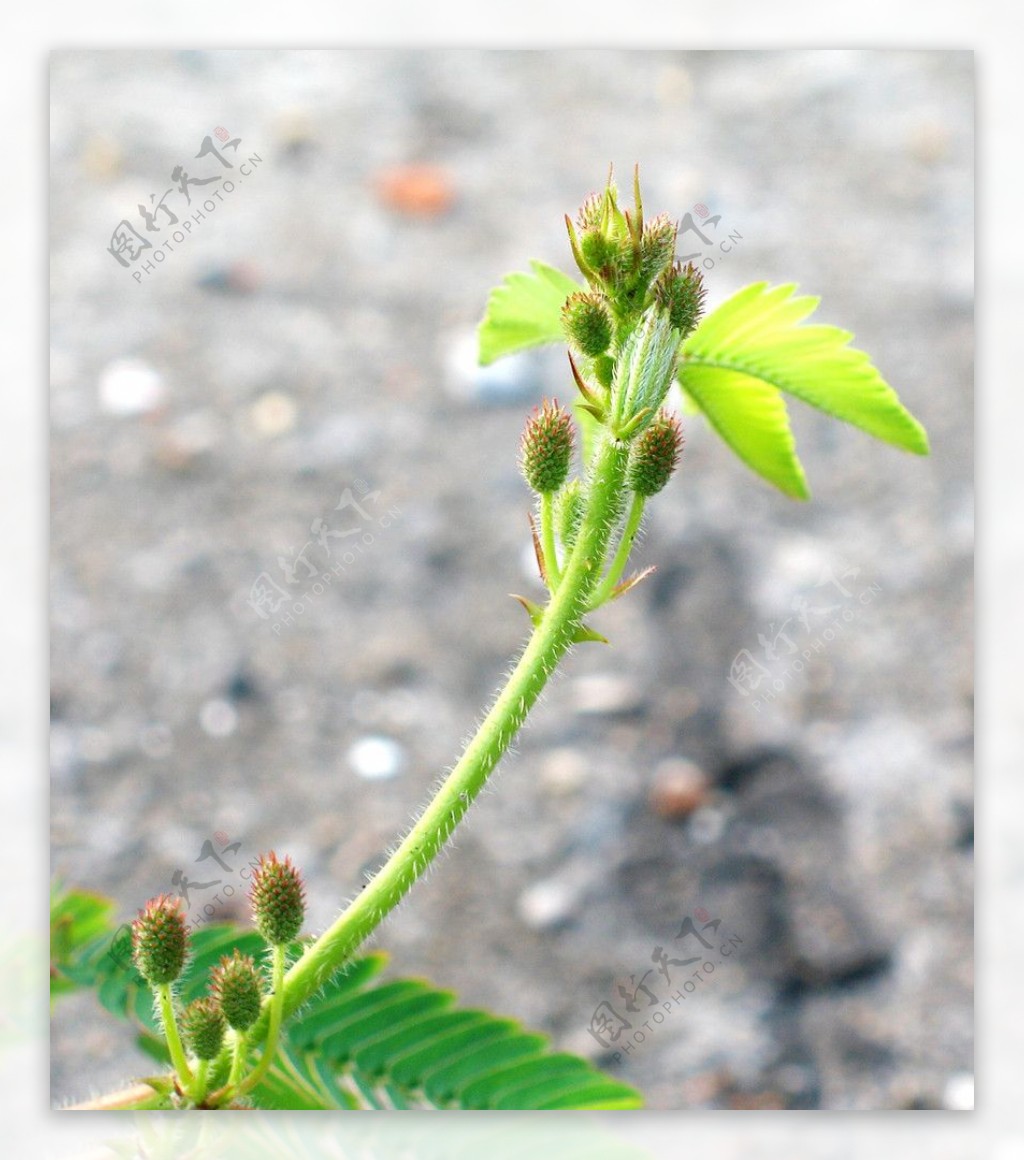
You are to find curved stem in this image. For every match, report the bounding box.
[588,491,645,609]
[247,434,631,1044]
[156,983,193,1090]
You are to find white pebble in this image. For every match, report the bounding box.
[517,879,576,930]
[249,391,297,438]
[98,358,165,416]
[348,735,405,780]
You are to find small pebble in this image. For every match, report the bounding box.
[648,758,711,819]
[199,699,238,739]
[80,134,121,180]
[374,163,455,217]
[538,748,589,796]
[249,391,297,438]
[517,879,576,931]
[570,674,644,716]
[155,409,222,469]
[198,262,262,295]
[98,358,165,416]
[348,735,405,781]
[275,108,317,161]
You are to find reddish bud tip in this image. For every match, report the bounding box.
[627,411,684,497]
[249,852,306,946]
[654,261,707,338]
[131,894,189,986]
[520,400,574,495]
[210,949,264,1031]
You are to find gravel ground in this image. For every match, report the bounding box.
[49,48,972,1110]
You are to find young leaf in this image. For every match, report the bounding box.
[50,883,118,1001]
[681,363,810,500]
[679,281,929,497]
[478,260,582,365]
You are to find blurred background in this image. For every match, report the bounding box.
[49,49,972,1110]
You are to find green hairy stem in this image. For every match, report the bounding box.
[251,434,632,1040]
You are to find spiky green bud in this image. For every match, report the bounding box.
[654,261,707,339]
[627,411,684,496]
[180,997,226,1061]
[555,478,585,550]
[131,894,188,986]
[210,950,264,1031]
[249,852,306,946]
[562,292,613,358]
[519,400,574,495]
[637,215,677,288]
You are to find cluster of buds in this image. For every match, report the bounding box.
[129,851,304,1081]
[513,170,695,609]
[558,168,705,449]
[566,170,680,310]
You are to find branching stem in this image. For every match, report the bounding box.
[246,434,631,1044]
[588,491,646,609]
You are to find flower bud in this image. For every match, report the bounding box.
[131,894,188,986]
[180,997,226,1061]
[637,215,677,289]
[610,306,681,438]
[654,261,706,339]
[210,950,264,1031]
[580,229,615,277]
[562,292,613,358]
[519,400,574,495]
[555,478,584,550]
[249,852,306,947]
[627,411,684,496]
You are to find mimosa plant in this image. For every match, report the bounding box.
[51,167,928,1110]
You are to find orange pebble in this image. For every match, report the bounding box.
[375,164,455,217]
